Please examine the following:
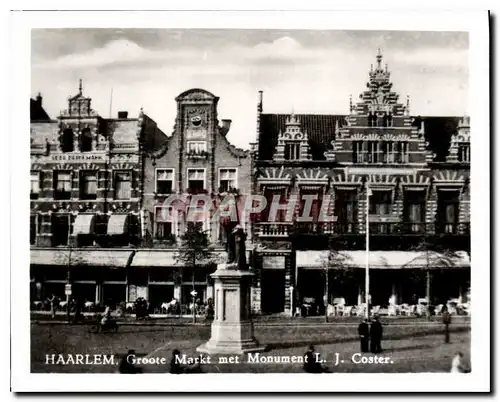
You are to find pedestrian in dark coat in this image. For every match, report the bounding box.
[358,318,370,353]
[370,316,383,354]
[442,306,452,344]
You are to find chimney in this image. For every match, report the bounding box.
[258,90,263,113]
[220,119,232,136]
[36,92,42,106]
[117,111,128,119]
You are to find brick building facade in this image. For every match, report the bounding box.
[137,88,251,310]
[251,51,471,315]
[30,81,168,306]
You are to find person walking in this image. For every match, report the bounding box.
[358,318,369,353]
[442,305,452,344]
[370,316,383,354]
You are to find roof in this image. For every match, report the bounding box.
[259,113,463,162]
[259,114,346,160]
[30,98,50,121]
[413,116,461,162]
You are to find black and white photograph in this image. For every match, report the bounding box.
[9,8,490,393]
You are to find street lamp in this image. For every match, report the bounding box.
[365,184,372,320]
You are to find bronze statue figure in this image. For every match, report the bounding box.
[233,225,247,270]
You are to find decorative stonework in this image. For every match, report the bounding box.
[295,168,329,185]
[326,50,429,165]
[447,116,471,163]
[257,166,292,185]
[273,114,311,161]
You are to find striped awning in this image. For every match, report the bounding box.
[30,249,135,267]
[131,250,227,267]
[107,214,129,235]
[296,250,470,270]
[73,214,95,235]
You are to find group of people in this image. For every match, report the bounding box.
[357,316,384,353]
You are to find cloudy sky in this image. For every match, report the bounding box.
[31,29,468,149]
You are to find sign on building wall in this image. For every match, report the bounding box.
[49,153,106,162]
[262,256,286,270]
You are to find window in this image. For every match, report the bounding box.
[114,171,132,200]
[187,169,206,193]
[79,128,93,152]
[298,190,323,223]
[353,141,364,163]
[383,142,396,163]
[218,168,237,192]
[404,191,426,233]
[284,142,300,160]
[187,141,207,154]
[366,141,379,163]
[54,171,72,200]
[51,214,70,246]
[31,172,40,199]
[397,142,409,163]
[335,190,357,233]
[80,171,97,200]
[156,169,174,194]
[155,206,176,240]
[370,191,392,215]
[458,144,470,162]
[30,215,40,245]
[61,129,74,152]
[437,191,459,234]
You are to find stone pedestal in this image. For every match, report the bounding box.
[196,263,265,355]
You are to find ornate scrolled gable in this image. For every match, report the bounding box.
[273,114,311,161]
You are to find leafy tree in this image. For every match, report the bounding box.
[175,222,214,323]
[407,234,465,318]
[322,238,354,322]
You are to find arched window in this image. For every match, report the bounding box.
[61,129,74,152]
[79,128,93,152]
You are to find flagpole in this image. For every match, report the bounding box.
[365,183,370,320]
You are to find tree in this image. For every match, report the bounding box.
[322,238,354,322]
[407,235,465,319]
[53,246,86,322]
[175,222,215,323]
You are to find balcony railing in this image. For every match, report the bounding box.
[435,222,470,235]
[293,222,359,235]
[258,222,292,237]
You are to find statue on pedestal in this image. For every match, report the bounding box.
[225,224,247,270]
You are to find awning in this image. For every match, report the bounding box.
[73,214,95,235]
[296,250,470,270]
[107,214,129,235]
[30,249,135,267]
[131,250,227,267]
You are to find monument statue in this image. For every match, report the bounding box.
[224,224,247,269]
[232,225,247,270]
[197,224,264,354]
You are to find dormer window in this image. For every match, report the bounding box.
[61,129,74,152]
[285,142,301,160]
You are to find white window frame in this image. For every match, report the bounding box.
[155,168,175,194]
[186,168,207,190]
[113,170,132,200]
[154,205,178,237]
[459,144,470,163]
[31,171,40,194]
[187,141,207,154]
[285,142,300,160]
[218,167,238,191]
